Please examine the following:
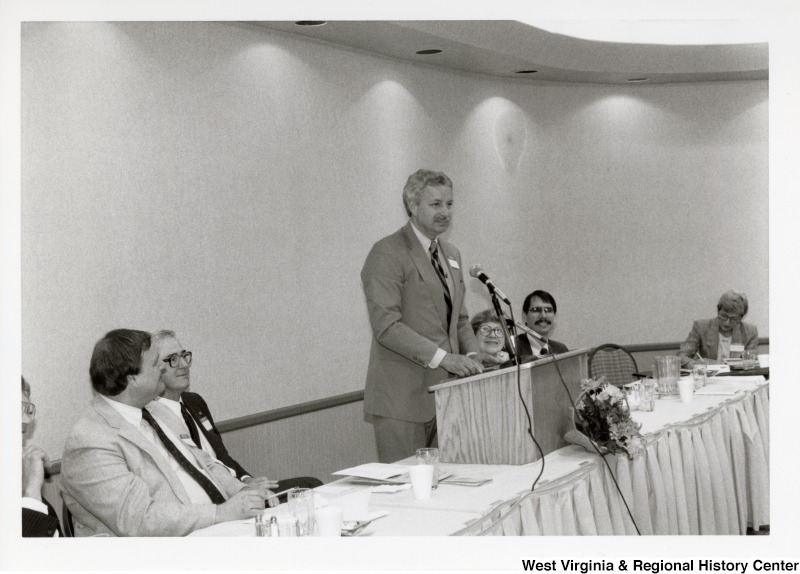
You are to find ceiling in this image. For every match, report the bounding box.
[248,20,768,85]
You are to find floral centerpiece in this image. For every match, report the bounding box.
[565,376,644,459]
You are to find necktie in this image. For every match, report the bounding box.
[429,240,453,325]
[180,403,202,447]
[540,346,550,356]
[140,408,226,504]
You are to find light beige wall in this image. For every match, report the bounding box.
[21,22,768,461]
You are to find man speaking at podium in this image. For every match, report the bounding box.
[361,169,493,463]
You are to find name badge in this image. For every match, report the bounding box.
[199,416,213,431]
[730,344,745,353]
[447,258,460,269]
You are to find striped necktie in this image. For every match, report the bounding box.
[429,240,453,326]
[140,408,227,504]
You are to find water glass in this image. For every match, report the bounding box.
[640,379,656,412]
[692,365,707,389]
[742,350,757,370]
[288,488,315,536]
[415,447,440,489]
[623,382,641,411]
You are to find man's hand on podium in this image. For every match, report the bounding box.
[440,353,483,377]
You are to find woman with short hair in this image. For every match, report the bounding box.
[470,309,510,363]
[679,290,759,367]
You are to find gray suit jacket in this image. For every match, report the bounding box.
[61,394,246,537]
[679,317,759,366]
[361,222,479,422]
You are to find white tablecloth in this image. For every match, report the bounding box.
[191,379,768,536]
[455,380,769,535]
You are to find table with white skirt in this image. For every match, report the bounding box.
[190,377,768,536]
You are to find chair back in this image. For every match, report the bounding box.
[62,500,75,537]
[588,344,639,387]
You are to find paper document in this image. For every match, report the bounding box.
[332,463,409,480]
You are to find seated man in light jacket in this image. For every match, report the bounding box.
[679,290,759,367]
[61,329,269,536]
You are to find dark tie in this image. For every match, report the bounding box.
[180,402,202,448]
[140,408,226,504]
[540,346,550,356]
[429,240,453,325]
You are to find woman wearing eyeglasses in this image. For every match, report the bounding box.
[679,290,759,367]
[470,309,510,363]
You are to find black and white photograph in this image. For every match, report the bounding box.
[2,0,797,571]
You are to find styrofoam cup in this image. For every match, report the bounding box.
[677,378,694,403]
[408,464,434,500]
[315,506,343,537]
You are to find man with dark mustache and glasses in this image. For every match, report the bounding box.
[516,290,569,360]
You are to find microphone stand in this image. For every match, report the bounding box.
[490,292,518,366]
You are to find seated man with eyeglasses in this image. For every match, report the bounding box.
[679,290,759,367]
[62,329,270,536]
[515,290,569,361]
[22,376,63,537]
[152,330,323,504]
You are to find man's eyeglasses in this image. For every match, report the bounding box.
[22,402,36,417]
[479,326,503,337]
[717,313,742,325]
[529,306,555,315]
[163,351,193,368]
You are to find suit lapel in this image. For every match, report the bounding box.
[184,399,217,447]
[92,395,193,504]
[402,223,450,329]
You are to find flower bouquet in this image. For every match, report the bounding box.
[564,376,644,459]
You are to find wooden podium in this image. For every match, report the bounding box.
[429,348,590,465]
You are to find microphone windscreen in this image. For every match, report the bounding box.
[469,264,484,278]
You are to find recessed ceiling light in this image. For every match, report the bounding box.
[416,49,442,55]
[627,77,650,82]
[295,21,327,27]
[515,70,538,74]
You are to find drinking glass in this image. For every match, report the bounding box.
[415,447,440,489]
[640,379,656,412]
[742,350,757,370]
[623,382,641,411]
[288,488,315,536]
[692,365,707,389]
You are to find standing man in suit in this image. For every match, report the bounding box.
[361,169,494,463]
[21,376,62,537]
[61,329,268,536]
[516,290,569,360]
[152,329,322,504]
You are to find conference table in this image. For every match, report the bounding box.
[191,376,768,537]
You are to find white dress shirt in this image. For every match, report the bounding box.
[526,333,551,356]
[158,396,239,478]
[98,394,214,505]
[409,221,475,368]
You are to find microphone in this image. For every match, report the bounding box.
[469,264,511,305]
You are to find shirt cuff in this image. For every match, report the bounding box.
[466,352,478,358]
[429,348,447,369]
[22,497,48,515]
